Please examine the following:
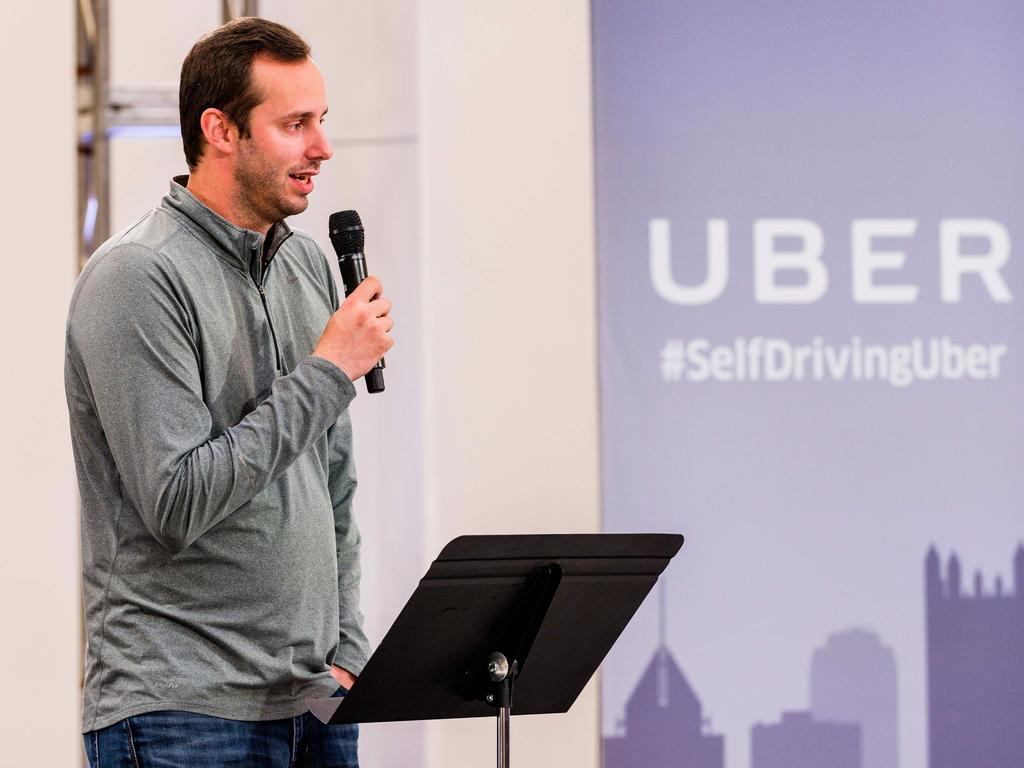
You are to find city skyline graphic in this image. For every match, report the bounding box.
[603,544,1024,768]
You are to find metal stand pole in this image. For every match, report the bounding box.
[497,706,510,768]
[480,565,562,768]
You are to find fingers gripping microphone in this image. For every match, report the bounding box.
[329,210,386,394]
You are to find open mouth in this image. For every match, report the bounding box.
[288,171,316,194]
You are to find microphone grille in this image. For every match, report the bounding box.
[329,210,364,253]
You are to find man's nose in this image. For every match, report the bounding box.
[310,124,333,161]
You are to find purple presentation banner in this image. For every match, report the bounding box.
[592,3,1024,768]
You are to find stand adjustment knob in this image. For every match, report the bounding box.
[487,652,510,682]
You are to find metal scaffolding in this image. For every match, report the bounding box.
[76,0,258,267]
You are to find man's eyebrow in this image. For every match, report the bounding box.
[281,108,328,121]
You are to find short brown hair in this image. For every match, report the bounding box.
[179,17,310,169]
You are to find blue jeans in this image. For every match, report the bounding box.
[83,689,357,768]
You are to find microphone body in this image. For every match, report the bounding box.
[329,210,386,394]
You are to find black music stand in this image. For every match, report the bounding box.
[307,533,683,768]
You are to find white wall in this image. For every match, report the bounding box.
[0,3,81,767]
[418,3,600,766]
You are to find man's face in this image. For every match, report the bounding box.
[232,56,333,230]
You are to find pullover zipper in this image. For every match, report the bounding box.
[257,283,283,372]
[251,227,292,374]
[253,244,283,372]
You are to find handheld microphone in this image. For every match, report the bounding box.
[328,210,386,394]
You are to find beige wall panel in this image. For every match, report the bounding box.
[418,3,600,545]
[109,135,189,233]
[111,1,220,86]
[111,1,417,140]
[418,2,600,766]
[430,679,601,766]
[261,0,418,140]
[0,3,80,767]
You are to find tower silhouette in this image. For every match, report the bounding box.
[603,585,724,768]
[810,629,898,768]
[925,544,1024,768]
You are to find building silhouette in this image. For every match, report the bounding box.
[603,646,724,768]
[925,545,1024,768]
[810,629,898,768]
[751,710,861,768]
[603,586,723,768]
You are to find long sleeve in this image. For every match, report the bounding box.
[66,243,355,553]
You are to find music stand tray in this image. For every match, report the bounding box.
[307,533,683,767]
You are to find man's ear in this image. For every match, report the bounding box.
[199,108,237,157]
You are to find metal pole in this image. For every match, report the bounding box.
[91,0,109,251]
[223,0,259,22]
[497,706,510,768]
[77,0,109,265]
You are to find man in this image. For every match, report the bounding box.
[65,17,391,767]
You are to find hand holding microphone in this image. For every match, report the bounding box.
[313,210,392,391]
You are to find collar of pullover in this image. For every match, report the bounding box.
[163,175,293,283]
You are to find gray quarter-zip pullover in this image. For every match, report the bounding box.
[65,177,370,732]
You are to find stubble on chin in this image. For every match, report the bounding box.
[234,145,308,229]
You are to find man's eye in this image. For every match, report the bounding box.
[288,123,303,131]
